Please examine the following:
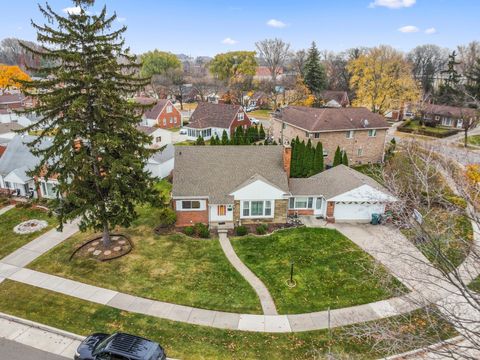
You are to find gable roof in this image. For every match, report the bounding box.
[143,99,171,120]
[172,146,289,203]
[274,106,389,132]
[187,102,243,129]
[149,143,175,164]
[136,125,159,135]
[423,104,477,119]
[0,135,53,179]
[289,165,391,200]
[320,90,350,107]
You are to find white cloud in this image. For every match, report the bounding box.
[398,25,419,33]
[117,17,127,23]
[266,19,287,28]
[62,6,82,15]
[221,37,238,45]
[425,27,437,34]
[369,0,416,9]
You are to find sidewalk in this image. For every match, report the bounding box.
[0,311,83,359]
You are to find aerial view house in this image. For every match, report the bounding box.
[247,91,270,109]
[140,98,181,129]
[320,90,350,108]
[183,102,251,140]
[136,125,172,149]
[271,106,390,165]
[0,93,26,110]
[172,146,394,228]
[145,143,175,179]
[421,103,478,129]
[0,135,57,198]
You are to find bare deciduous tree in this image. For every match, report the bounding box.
[255,38,291,84]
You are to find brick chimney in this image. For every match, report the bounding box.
[283,145,292,178]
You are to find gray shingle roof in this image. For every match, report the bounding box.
[172,145,289,203]
[0,135,53,179]
[150,144,175,164]
[187,102,242,129]
[143,99,170,120]
[0,122,23,135]
[275,106,389,132]
[289,165,389,199]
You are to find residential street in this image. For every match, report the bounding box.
[0,338,67,360]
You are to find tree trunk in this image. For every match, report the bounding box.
[464,128,468,148]
[102,221,111,247]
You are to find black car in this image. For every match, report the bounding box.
[74,332,166,360]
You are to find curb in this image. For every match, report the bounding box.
[0,311,84,342]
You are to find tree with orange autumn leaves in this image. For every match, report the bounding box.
[0,64,30,91]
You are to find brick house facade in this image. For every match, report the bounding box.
[271,106,389,165]
[142,99,181,129]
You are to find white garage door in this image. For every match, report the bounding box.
[334,203,385,222]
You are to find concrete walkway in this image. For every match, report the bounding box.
[0,311,82,359]
[0,204,15,215]
[218,230,277,315]
[0,217,479,333]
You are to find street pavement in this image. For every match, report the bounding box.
[0,338,68,360]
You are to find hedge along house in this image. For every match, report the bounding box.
[172,146,395,228]
[183,102,252,141]
[421,103,478,129]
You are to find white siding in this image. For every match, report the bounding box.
[209,204,234,222]
[334,203,385,222]
[145,158,174,179]
[230,179,285,200]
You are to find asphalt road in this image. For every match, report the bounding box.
[0,338,68,360]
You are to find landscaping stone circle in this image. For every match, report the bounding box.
[13,219,48,234]
[71,233,133,261]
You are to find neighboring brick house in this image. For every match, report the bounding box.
[172,146,394,228]
[271,106,390,165]
[421,104,478,129]
[320,90,350,108]
[184,102,251,140]
[140,98,181,129]
[0,93,25,110]
[254,66,285,81]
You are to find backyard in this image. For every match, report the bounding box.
[28,201,261,314]
[231,227,404,314]
[399,119,459,137]
[0,205,58,259]
[0,280,456,360]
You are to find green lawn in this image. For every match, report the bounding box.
[401,120,456,136]
[28,202,261,314]
[469,276,480,292]
[0,206,58,259]
[248,109,271,119]
[231,228,405,314]
[467,135,480,146]
[0,280,456,360]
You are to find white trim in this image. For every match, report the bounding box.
[175,199,207,211]
[240,199,274,219]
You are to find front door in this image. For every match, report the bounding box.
[314,197,323,216]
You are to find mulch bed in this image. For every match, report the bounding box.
[70,233,133,261]
[226,223,296,237]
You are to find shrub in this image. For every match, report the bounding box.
[184,226,194,236]
[194,222,207,234]
[235,225,248,236]
[256,224,268,235]
[158,207,176,227]
[197,226,210,239]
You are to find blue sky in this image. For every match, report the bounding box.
[1,0,479,56]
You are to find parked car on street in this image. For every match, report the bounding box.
[179,128,187,135]
[74,332,166,360]
[250,117,260,125]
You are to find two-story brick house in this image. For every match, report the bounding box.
[184,102,251,140]
[140,98,182,129]
[271,106,390,165]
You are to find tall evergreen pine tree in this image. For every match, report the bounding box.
[221,129,229,145]
[333,146,343,167]
[196,135,205,145]
[303,42,327,99]
[342,151,349,166]
[313,142,324,174]
[20,1,159,247]
[259,123,266,140]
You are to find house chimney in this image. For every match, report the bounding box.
[283,145,292,178]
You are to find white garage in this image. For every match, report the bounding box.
[333,202,386,222]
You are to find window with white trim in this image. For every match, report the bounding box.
[289,197,314,209]
[155,136,161,143]
[241,200,273,218]
[346,130,354,139]
[163,118,166,126]
[238,112,244,121]
[314,133,320,139]
[357,148,363,156]
[166,105,173,113]
[368,129,377,137]
[181,200,201,209]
